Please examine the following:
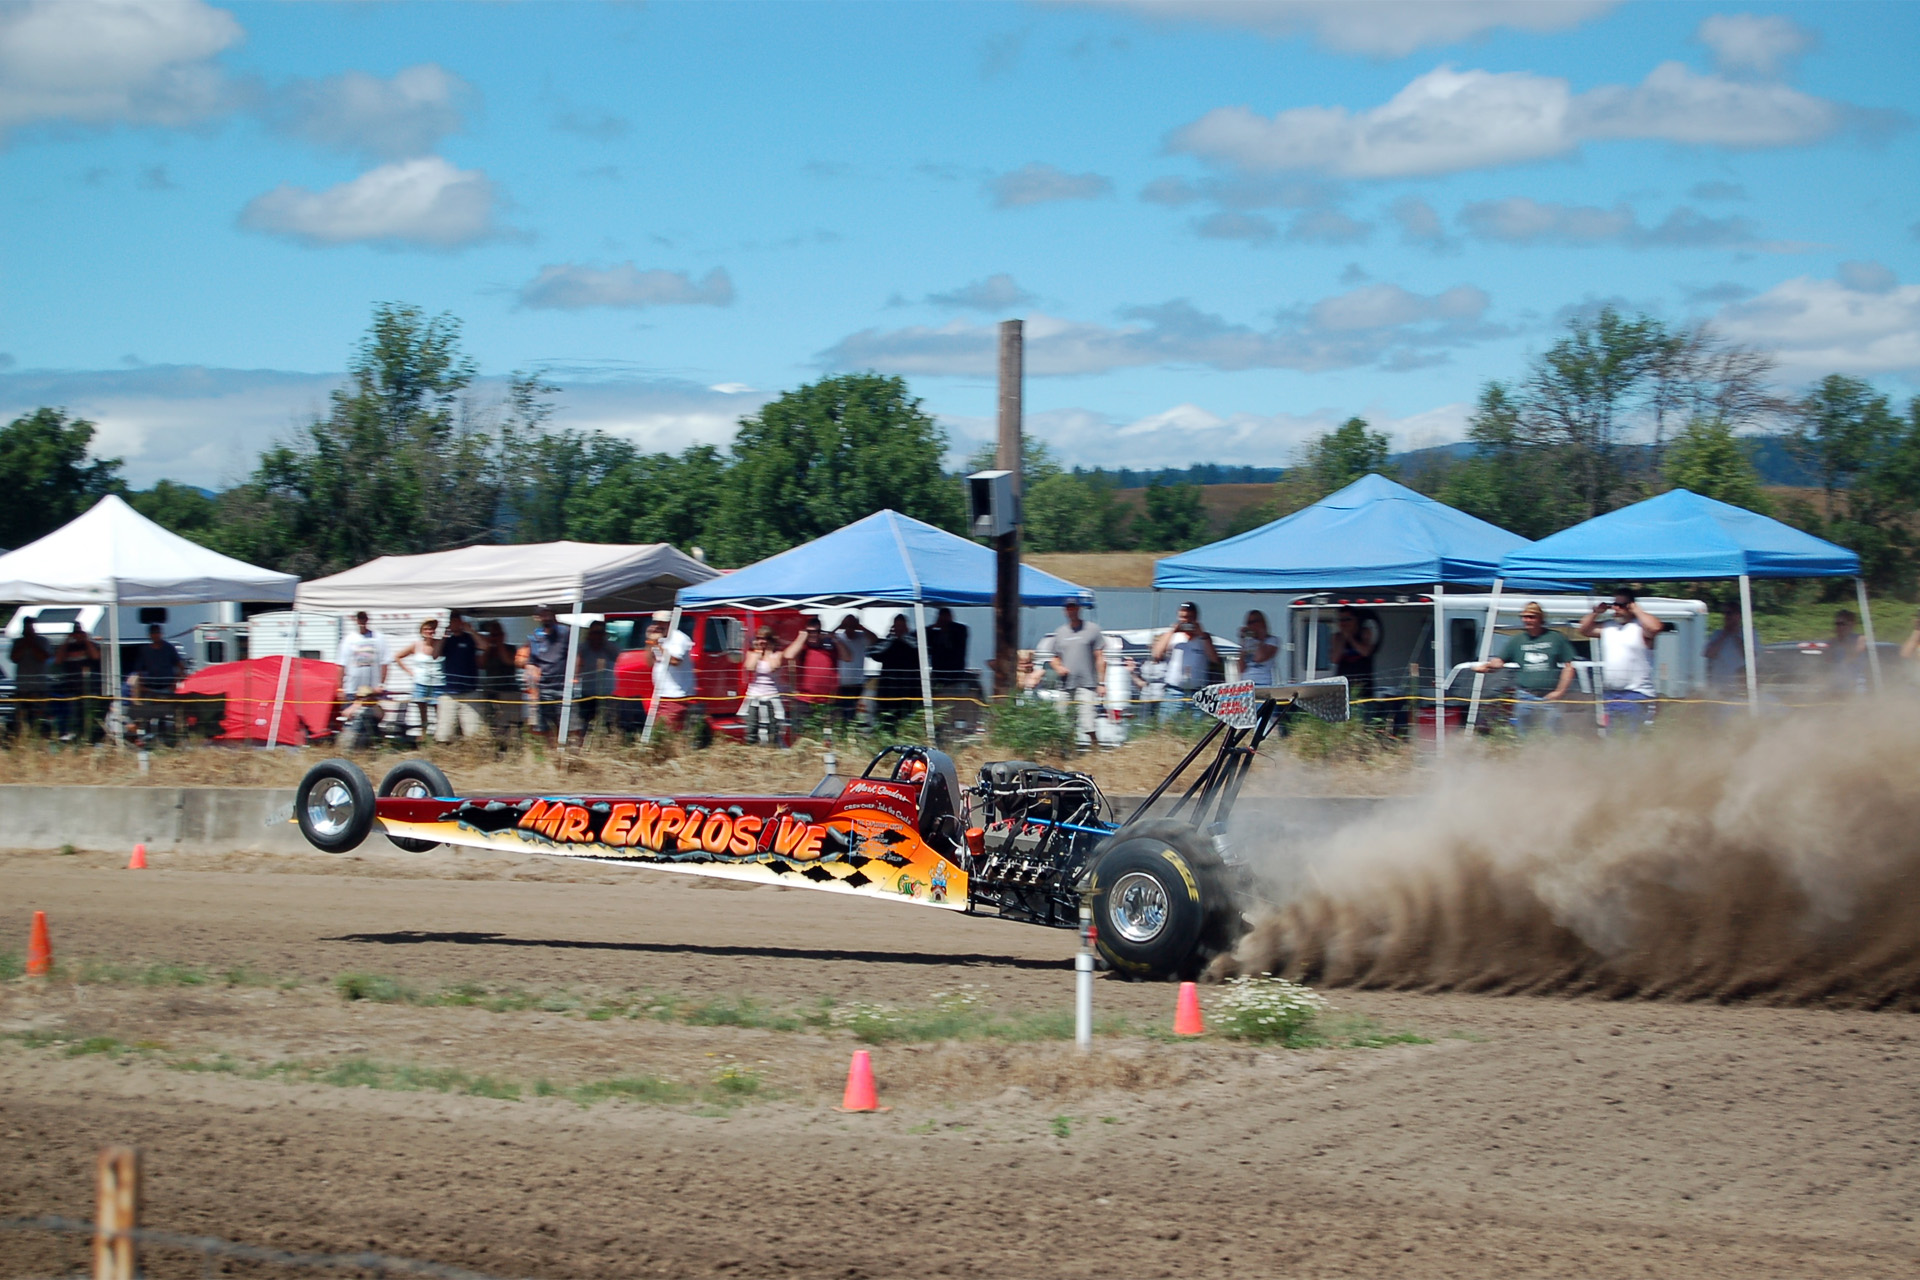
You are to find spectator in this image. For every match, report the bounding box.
[740,624,789,745]
[53,622,101,739]
[10,618,52,733]
[783,617,843,731]
[574,619,619,738]
[1327,608,1377,702]
[1472,602,1576,735]
[523,604,571,743]
[832,613,878,728]
[1015,649,1043,695]
[475,620,518,732]
[335,612,391,700]
[1151,601,1218,719]
[339,684,384,750]
[1899,609,1920,670]
[128,623,185,741]
[1046,601,1105,749]
[392,618,444,740]
[1238,610,1279,686]
[871,613,922,731]
[1824,608,1868,697]
[1579,590,1662,735]
[1704,602,1748,702]
[926,608,970,688]
[644,611,695,732]
[434,612,486,743]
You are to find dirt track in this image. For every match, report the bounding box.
[4,841,1918,1279]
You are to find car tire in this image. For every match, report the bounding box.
[377,760,453,852]
[1088,819,1226,981]
[296,759,376,854]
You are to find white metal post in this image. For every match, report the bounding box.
[1856,576,1882,693]
[639,604,682,744]
[264,653,293,747]
[556,592,584,744]
[1432,583,1447,757]
[106,585,123,747]
[1465,578,1503,731]
[1304,605,1320,681]
[913,600,936,739]
[1075,904,1094,1051]
[1738,574,1760,717]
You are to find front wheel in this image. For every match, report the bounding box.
[1087,820,1226,980]
[377,760,452,851]
[296,759,376,853]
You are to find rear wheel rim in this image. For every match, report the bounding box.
[307,779,357,838]
[394,779,431,799]
[1109,871,1170,944]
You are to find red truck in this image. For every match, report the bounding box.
[603,607,842,741]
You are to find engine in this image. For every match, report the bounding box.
[963,761,1113,929]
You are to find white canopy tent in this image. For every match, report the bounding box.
[298,541,718,741]
[0,495,298,736]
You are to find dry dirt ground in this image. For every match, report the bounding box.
[3,841,1916,1279]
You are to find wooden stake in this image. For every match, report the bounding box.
[993,319,1023,699]
[94,1146,139,1280]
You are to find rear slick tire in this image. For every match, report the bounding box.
[1088,820,1224,981]
[377,760,453,852]
[296,759,376,854]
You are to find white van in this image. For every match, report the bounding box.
[3,601,238,682]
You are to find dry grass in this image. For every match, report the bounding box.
[0,721,1420,797]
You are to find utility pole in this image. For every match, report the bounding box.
[993,319,1023,698]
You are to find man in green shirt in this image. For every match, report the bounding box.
[1473,601,1577,735]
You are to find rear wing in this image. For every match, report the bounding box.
[1192,677,1350,728]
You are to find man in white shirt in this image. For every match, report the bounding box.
[335,611,391,697]
[832,614,876,728]
[1150,600,1220,720]
[644,611,695,731]
[1579,590,1662,735]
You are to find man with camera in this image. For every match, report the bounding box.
[1472,601,1576,735]
[1579,589,1662,735]
[1151,600,1219,720]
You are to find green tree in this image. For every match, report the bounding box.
[1662,418,1771,512]
[128,480,219,538]
[564,444,728,549]
[708,373,962,565]
[1023,471,1134,551]
[0,408,123,548]
[1134,480,1209,550]
[1435,382,1585,539]
[1304,416,1391,493]
[216,303,498,576]
[965,433,1061,492]
[1786,376,1920,592]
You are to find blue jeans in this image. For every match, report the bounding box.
[1157,687,1196,722]
[1510,690,1562,736]
[1604,690,1655,735]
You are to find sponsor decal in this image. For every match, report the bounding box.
[509,798,807,859]
[1192,680,1258,729]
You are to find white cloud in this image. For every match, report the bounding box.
[1169,61,1859,179]
[0,365,767,488]
[266,64,473,161]
[516,263,735,310]
[1286,207,1371,244]
[821,283,1503,378]
[1051,1,1615,59]
[989,162,1113,208]
[1714,270,1920,379]
[1390,195,1456,249]
[1836,261,1897,295]
[1194,211,1277,243]
[1458,196,1783,249]
[1697,13,1816,76]
[0,0,242,138]
[239,157,508,249]
[924,273,1036,311]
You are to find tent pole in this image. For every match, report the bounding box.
[557,592,583,747]
[265,653,293,749]
[1304,604,1319,682]
[1466,578,1502,732]
[1856,576,1882,694]
[913,601,935,740]
[107,583,122,749]
[1739,575,1760,717]
[639,604,681,745]
[1432,584,1446,758]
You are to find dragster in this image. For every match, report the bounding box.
[292,678,1348,980]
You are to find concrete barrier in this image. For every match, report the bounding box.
[0,786,1393,857]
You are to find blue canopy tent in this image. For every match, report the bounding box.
[670,509,1094,736]
[1496,488,1870,718]
[1155,473,1561,752]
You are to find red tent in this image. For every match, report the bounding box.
[178,657,340,745]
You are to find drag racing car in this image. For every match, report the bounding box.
[292,678,1348,980]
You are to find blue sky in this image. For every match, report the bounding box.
[2,0,1916,487]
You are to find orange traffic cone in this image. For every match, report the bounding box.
[127,843,147,870]
[836,1050,887,1112]
[26,910,52,976]
[1173,981,1205,1036]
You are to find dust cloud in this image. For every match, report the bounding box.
[1223,705,1920,1008]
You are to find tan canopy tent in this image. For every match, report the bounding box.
[297,541,719,741]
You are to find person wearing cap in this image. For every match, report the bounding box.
[1579,589,1664,735]
[1473,602,1577,735]
[1150,600,1218,720]
[644,610,695,732]
[523,604,571,743]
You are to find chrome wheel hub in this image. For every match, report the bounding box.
[1109,871,1170,944]
[306,779,357,838]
